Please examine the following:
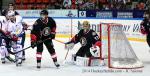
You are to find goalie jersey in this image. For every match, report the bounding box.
[71,29,100,47]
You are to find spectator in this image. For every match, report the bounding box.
[63,0,72,9]
[55,0,63,9]
[82,0,96,10]
[146,0,150,10]
[102,4,109,10]
[138,2,145,10]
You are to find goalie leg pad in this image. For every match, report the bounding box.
[75,56,105,66]
[76,56,89,66]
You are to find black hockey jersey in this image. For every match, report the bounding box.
[71,29,100,47]
[31,17,56,40]
[141,18,150,34]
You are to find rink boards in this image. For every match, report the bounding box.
[0,16,144,42]
[22,17,145,42]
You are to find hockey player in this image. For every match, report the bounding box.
[0,12,15,63]
[0,16,11,64]
[140,10,150,51]
[2,3,26,61]
[8,3,26,60]
[6,11,24,66]
[65,21,101,63]
[31,10,60,69]
[8,3,26,61]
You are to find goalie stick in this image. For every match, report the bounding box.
[54,39,70,65]
[54,39,69,60]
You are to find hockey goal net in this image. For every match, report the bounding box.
[99,23,143,69]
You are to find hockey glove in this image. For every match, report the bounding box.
[31,42,37,48]
[5,31,11,39]
[11,35,18,41]
[31,34,37,48]
[5,31,10,35]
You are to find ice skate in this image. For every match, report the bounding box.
[37,63,41,69]
[22,55,26,61]
[54,62,60,68]
[1,58,5,64]
[16,59,22,66]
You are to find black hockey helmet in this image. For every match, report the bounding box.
[8,3,14,6]
[1,9,7,16]
[40,10,48,15]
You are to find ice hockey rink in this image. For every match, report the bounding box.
[0,31,150,76]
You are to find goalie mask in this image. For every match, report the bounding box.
[82,21,90,33]
[90,46,100,57]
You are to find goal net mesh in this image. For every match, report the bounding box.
[100,23,143,69]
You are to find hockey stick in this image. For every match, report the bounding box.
[54,39,71,65]
[13,39,66,54]
[54,39,65,44]
[12,38,51,54]
[64,49,70,60]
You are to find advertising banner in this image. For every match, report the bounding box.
[16,9,78,17]
[22,17,145,42]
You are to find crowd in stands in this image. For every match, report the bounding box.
[14,0,149,10]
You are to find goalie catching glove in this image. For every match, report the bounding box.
[90,41,101,57]
[65,41,75,50]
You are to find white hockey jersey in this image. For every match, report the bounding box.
[7,15,24,37]
[0,16,9,46]
[0,16,9,32]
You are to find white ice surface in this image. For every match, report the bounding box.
[0,36,150,76]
